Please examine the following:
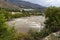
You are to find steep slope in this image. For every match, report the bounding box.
[0,0,20,9]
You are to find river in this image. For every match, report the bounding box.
[7,16,45,33]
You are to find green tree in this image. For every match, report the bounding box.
[37,7,60,38]
[45,7,60,33]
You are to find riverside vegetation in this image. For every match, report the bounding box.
[0,7,60,40]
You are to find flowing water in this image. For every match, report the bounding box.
[7,16,45,33]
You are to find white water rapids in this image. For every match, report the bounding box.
[7,16,45,33]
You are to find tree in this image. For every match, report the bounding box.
[35,7,60,39]
[22,10,26,14]
[45,6,60,33]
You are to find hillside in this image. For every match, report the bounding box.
[0,0,20,10]
[0,0,46,11]
[7,0,45,9]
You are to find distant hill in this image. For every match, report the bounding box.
[7,0,45,9]
[0,0,46,12]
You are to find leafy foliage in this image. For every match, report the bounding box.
[36,7,60,38]
[45,6,60,32]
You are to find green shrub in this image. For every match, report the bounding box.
[0,9,12,21]
[0,13,16,40]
